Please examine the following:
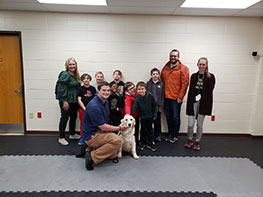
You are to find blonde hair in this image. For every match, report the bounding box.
[198,57,211,78]
[65,58,81,83]
[95,71,104,78]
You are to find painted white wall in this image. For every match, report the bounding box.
[250,21,263,136]
[0,11,262,135]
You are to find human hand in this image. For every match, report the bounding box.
[63,101,69,111]
[118,124,127,131]
[177,98,182,103]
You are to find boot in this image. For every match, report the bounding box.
[76,143,87,158]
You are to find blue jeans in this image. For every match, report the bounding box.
[164,98,182,138]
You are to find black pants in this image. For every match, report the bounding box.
[59,102,78,138]
[140,118,154,145]
[153,111,161,138]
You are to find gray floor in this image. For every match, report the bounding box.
[0,155,262,197]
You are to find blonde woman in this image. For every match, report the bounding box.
[185,57,216,150]
[56,58,81,145]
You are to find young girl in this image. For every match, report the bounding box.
[125,81,140,145]
[77,74,96,145]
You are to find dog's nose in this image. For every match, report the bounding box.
[128,123,132,127]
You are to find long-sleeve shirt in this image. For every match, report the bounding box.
[56,71,80,103]
[131,92,157,119]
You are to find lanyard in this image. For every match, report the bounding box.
[196,73,204,94]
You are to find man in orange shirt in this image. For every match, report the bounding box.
[161,49,189,143]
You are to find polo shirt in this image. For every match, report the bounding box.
[82,95,109,141]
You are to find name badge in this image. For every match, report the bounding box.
[196,94,201,101]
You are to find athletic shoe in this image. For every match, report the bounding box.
[184,139,193,149]
[161,135,169,142]
[69,134,81,140]
[193,141,201,151]
[139,144,146,151]
[168,137,178,143]
[85,151,94,171]
[146,143,157,152]
[78,137,84,145]
[58,138,69,146]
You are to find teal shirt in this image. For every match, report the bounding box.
[56,71,80,103]
[131,92,158,119]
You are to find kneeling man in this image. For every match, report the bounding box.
[82,81,126,171]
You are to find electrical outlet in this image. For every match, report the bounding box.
[29,112,34,119]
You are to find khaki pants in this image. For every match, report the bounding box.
[85,131,123,164]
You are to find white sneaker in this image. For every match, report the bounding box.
[69,134,81,140]
[58,138,69,146]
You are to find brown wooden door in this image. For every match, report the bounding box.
[0,34,24,132]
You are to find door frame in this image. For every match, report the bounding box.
[0,31,26,134]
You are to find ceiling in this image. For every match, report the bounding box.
[0,0,263,17]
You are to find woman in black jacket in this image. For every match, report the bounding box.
[185,57,215,151]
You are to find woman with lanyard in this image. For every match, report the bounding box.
[184,57,216,150]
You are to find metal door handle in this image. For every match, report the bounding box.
[15,84,23,94]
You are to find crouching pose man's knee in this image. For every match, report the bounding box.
[82,81,126,171]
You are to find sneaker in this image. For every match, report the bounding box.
[85,151,94,171]
[184,139,193,149]
[78,137,84,145]
[161,135,169,142]
[69,134,81,140]
[139,144,146,151]
[193,141,201,151]
[58,138,69,146]
[155,136,161,142]
[146,143,157,152]
[168,137,178,143]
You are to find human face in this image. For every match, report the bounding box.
[82,76,90,86]
[169,51,179,64]
[67,60,76,73]
[111,84,118,93]
[127,85,136,95]
[95,74,104,83]
[113,72,121,81]
[98,85,111,101]
[151,71,160,82]
[197,59,207,74]
[137,86,146,97]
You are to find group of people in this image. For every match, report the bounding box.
[55,49,216,170]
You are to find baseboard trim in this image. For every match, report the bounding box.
[24,131,263,138]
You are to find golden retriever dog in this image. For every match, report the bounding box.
[118,114,139,160]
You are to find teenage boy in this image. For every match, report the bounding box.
[131,81,158,151]
[146,68,164,142]
[77,73,96,145]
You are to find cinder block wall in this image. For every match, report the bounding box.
[0,11,262,135]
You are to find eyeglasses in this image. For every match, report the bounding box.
[127,86,135,91]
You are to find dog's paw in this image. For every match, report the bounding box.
[133,155,139,160]
[117,153,122,158]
